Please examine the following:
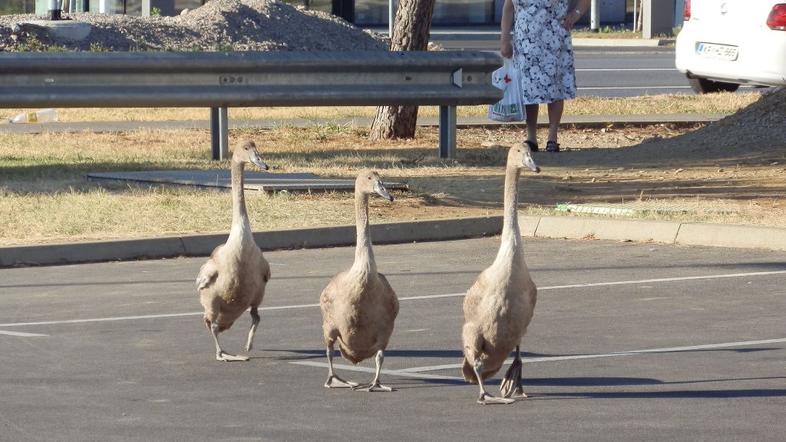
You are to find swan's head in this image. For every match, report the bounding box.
[233,139,269,171]
[356,170,394,202]
[509,142,540,173]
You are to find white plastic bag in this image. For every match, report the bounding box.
[488,59,525,122]
[8,108,58,124]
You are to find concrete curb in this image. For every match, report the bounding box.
[521,216,786,252]
[528,216,681,244]
[2,215,784,268]
[572,38,673,47]
[0,216,504,268]
[675,223,786,251]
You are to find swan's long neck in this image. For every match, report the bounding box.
[227,159,253,249]
[493,164,523,267]
[352,191,376,274]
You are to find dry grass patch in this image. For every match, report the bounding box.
[0,93,759,124]
[1,121,784,246]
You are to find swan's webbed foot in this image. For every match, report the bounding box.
[477,392,515,405]
[353,381,395,392]
[216,351,250,362]
[324,375,358,388]
[470,356,515,405]
[499,355,526,398]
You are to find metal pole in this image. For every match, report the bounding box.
[210,107,229,161]
[142,0,150,17]
[439,105,457,159]
[633,0,638,31]
[388,0,394,39]
[590,0,599,31]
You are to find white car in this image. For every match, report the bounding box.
[675,0,786,93]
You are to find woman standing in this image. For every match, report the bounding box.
[500,0,590,152]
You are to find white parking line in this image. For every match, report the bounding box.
[0,330,48,337]
[576,68,676,72]
[394,337,786,373]
[0,269,783,329]
[579,85,692,90]
[291,337,786,380]
[290,360,464,382]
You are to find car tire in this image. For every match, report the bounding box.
[688,76,741,94]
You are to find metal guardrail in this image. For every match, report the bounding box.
[0,51,503,159]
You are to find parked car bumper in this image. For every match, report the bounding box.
[675,25,786,86]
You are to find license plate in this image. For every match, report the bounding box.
[696,42,739,61]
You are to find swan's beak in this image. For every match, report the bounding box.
[374,181,394,202]
[250,152,269,171]
[523,154,540,173]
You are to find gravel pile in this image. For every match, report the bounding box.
[634,87,786,164]
[0,0,386,52]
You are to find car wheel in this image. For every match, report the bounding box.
[688,76,741,94]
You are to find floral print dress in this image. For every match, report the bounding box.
[512,0,577,104]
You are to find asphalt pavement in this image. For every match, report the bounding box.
[1,237,785,441]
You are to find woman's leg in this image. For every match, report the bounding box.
[546,99,564,143]
[525,104,539,146]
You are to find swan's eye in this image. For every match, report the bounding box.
[367,176,372,180]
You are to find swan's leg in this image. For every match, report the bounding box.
[472,358,514,405]
[500,345,526,398]
[354,350,395,392]
[208,321,249,362]
[324,343,358,388]
[244,307,260,352]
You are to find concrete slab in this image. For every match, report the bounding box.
[534,216,681,244]
[85,170,409,193]
[519,214,541,237]
[20,20,92,42]
[676,223,786,251]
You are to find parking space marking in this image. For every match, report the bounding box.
[0,330,48,337]
[390,337,786,373]
[290,337,786,381]
[290,361,464,382]
[0,269,783,329]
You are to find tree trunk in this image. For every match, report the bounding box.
[368,0,436,140]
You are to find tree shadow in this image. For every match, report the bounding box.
[3,142,785,210]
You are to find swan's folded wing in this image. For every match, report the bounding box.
[261,260,271,283]
[462,273,487,317]
[196,260,219,291]
[377,273,399,319]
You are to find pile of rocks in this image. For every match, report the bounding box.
[0,0,386,52]
[636,87,786,163]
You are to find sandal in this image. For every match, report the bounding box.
[546,140,560,152]
[524,140,539,152]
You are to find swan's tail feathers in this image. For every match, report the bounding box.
[462,358,479,384]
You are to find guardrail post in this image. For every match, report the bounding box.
[439,105,457,159]
[210,107,229,161]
